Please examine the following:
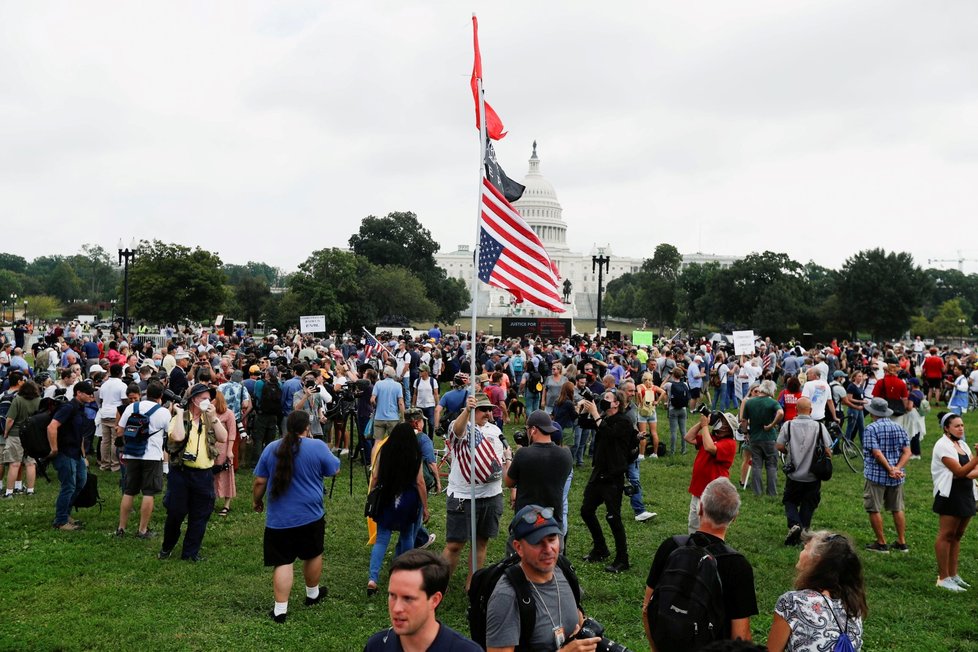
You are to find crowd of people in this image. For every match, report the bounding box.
[1,321,976,649]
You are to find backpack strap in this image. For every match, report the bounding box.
[502,563,537,651]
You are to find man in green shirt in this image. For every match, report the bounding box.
[742,380,784,497]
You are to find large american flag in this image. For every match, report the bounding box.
[478,177,565,313]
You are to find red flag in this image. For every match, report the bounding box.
[478,177,564,313]
[471,16,507,140]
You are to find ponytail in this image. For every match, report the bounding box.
[270,411,311,500]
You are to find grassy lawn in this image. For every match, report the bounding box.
[2,407,978,651]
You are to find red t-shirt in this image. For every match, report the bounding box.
[778,390,802,421]
[688,436,737,497]
[922,356,944,379]
[485,383,506,420]
[873,375,908,401]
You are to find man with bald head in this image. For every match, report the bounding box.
[776,397,833,546]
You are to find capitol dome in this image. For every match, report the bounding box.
[513,142,569,251]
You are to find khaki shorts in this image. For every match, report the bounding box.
[863,479,904,513]
[1,436,35,465]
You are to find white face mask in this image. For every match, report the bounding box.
[198,399,211,412]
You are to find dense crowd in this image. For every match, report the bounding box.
[1,321,976,651]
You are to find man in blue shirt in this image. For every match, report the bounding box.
[434,374,469,433]
[862,397,911,553]
[427,323,442,343]
[280,364,305,435]
[371,366,405,442]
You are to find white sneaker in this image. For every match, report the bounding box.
[420,533,436,549]
[951,575,972,589]
[635,511,657,522]
[910,455,921,460]
[637,455,645,461]
[650,453,658,459]
[340,449,349,456]
[937,577,967,592]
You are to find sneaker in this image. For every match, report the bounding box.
[182,554,206,562]
[784,525,803,547]
[891,542,909,553]
[951,575,972,588]
[340,448,349,456]
[304,586,328,606]
[55,522,82,531]
[637,455,645,461]
[583,549,610,563]
[135,529,156,540]
[1,493,13,500]
[604,560,630,573]
[937,577,967,592]
[158,549,173,560]
[650,453,658,459]
[864,542,890,553]
[12,487,25,495]
[114,528,126,537]
[635,511,657,522]
[419,533,437,550]
[910,455,921,460]
[268,609,288,624]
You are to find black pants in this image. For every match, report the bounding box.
[162,466,215,559]
[250,414,280,466]
[580,478,627,563]
[782,477,821,530]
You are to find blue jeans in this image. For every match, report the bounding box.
[420,406,435,437]
[712,383,731,412]
[845,409,864,444]
[52,454,87,526]
[728,380,738,408]
[401,377,412,406]
[626,460,644,514]
[572,426,594,465]
[561,468,573,535]
[668,408,687,455]
[524,391,541,414]
[370,520,418,582]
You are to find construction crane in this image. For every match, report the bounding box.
[927,250,978,273]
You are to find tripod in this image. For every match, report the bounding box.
[328,408,369,498]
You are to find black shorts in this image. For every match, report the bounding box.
[263,518,325,567]
[690,388,702,399]
[445,494,503,542]
[925,377,943,391]
[123,459,164,496]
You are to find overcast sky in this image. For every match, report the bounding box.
[3,1,977,275]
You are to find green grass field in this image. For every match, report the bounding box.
[2,407,977,651]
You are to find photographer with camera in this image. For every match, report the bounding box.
[158,383,228,561]
[682,405,739,534]
[579,390,633,573]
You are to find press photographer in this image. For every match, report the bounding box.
[682,405,739,534]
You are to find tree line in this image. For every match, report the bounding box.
[0,212,468,331]
[603,244,978,342]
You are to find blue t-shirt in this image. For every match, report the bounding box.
[439,388,468,416]
[82,341,100,360]
[281,377,303,416]
[417,432,436,464]
[255,438,340,529]
[372,378,403,421]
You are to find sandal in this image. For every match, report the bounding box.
[366,582,378,597]
[217,507,230,517]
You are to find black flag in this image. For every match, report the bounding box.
[484,140,524,203]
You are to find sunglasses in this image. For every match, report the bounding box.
[476,406,494,413]
[519,506,554,523]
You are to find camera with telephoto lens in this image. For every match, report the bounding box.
[512,430,529,447]
[622,484,638,497]
[693,404,712,418]
[162,388,189,410]
[304,379,316,389]
[565,618,631,652]
[236,419,248,441]
[579,387,594,403]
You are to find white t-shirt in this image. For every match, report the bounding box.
[98,377,129,420]
[447,421,505,499]
[395,350,411,377]
[414,376,437,408]
[969,370,978,393]
[116,400,171,461]
[801,379,832,420]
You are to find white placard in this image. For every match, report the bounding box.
[732,330,756,356]
[300,315,326,334]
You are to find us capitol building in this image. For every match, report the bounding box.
[435,143,738,319]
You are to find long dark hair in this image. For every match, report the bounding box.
[794,531,868,619]
[375,423,422,507]
[271,411,310,500]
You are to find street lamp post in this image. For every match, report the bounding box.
[591,252,610,336]
[23,300,27,323]
[118,239,138,335]
[9,293,17,323]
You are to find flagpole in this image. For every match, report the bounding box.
[467,53,488,581]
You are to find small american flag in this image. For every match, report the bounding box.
[478,177,564,313]
[362,328,378,360]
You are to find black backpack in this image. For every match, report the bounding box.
[670,382,690,409]
[121,403,164,458]
[0,390,16,420]
[468,554,582,650]
[260,379,283,416]
[21,398,70,462]
[647,535,734,652]
[71,472,103,512]
[526,370,543,395]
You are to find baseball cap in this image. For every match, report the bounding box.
[74,381,95,396]
[526,409,557,434]
[404,407,424,421]
[510,505,562,544]
[249,364,261,374]
[832,370,846,379]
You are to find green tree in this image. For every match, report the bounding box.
[418,268,470,322]
[362,267,439,323]
[835,249,929,340]
[678,262,721,331]
[931,299,970,336]
[69,244,117,301]
[0,270,25,297]
[235,276,272,326]
[126,241,226,323]
[0,253,27,274]
[223,262,282,287]
[46,261,84,302]
[282,248,371,330]
[640,244,683,330]
[349,212,440,274]
[23,295,63,321]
